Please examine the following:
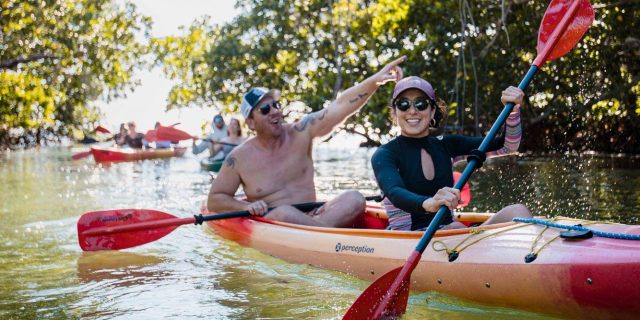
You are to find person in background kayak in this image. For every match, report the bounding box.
[193,114,228,159]
[153,122,172,149]
[209,118,246,160]
[114,123,127,147]
[124,121,148,149]
[371,76,533,231]
[208,56,406,227]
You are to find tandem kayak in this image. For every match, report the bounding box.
[90,146,187,162]
[203,204,640,319]
[200,157,224,172]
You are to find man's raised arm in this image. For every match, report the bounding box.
[293,56,406,139]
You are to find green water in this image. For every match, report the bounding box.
[0,147,638,319]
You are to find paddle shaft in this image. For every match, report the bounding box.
[82,196,382,237]
[202,139,238,147]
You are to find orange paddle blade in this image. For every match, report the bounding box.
[77,209,194,251]
[535,0,594,65]
[156,125,194,141]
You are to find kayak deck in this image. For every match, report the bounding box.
[203,203,640,319]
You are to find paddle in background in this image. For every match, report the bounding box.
[77,196,383,251]
[72,125,112,160]
[343,0,594,319]
[156,125,239,147]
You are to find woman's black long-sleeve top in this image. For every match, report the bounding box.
[371,133,505,230]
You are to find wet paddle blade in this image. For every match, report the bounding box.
[343,267,411,320]
[537,0,594,64]
[77,209,189,251]
[156,125,194,141]
[71,150,92,160]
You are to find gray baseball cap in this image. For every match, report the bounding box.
[241,87,281,118]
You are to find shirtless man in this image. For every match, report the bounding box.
[207,56,405,227]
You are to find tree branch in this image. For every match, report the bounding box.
[0,54,59,69]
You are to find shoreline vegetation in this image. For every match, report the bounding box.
[1,1,639,153]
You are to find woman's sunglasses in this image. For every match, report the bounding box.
[393,97,434,112]
[258,101,281,115]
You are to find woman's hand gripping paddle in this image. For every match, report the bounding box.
[77,196,383,251]
[343,1,594,319]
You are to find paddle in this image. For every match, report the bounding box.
[78,195,383,251]
[156,125,239,147]
[343,1,594,318]
[95,125,111,134]
[72,150,93,160]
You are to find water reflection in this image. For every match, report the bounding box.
[76,251,167,287]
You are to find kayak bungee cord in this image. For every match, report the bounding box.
[514,217,640,240]
[431,217,638,264]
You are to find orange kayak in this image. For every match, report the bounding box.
[90,146,186,162]
[203,204,640,319]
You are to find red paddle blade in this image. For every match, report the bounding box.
[343,267,410,320]
[536,0,594,65]
[453,171,471,208]
[144,129,157,142]
[156,125,194,141]
[71,150,92,160]
[95,125,111,134]
[77,209,190,251]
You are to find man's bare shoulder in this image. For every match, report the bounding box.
[221,139,254,170]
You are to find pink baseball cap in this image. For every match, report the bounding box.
[392,76,436,102]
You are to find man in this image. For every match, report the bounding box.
[207,56,405,227]
[193,114,228,159]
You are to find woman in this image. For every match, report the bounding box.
[371,76,532,231]
[113,123,127,147]
[209,118,246,160]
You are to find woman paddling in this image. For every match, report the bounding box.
[372,76,533,231]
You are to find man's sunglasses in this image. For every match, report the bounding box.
[393,97,434,112]
[258,101,281,115]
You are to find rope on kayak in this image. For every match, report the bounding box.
[513,218,640,240]
[432,223,532,262]
[432,217,639,263]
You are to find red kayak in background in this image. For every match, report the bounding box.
[90,146,186,162]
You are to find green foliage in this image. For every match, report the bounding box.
[150,17,216,110]
[0,0,150,146]
[153,0,640,153]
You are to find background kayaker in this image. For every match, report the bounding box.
[192,114,228,159]
[114,123,127,147]
[153,121,172,149]
[124,121,148,149]
[371,76,533,231]
[207,56,406,227]
[209,118,246,160]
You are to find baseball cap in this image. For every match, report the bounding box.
[241,87,281,118]
[213,115,223,123]
[392,76,436,102]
